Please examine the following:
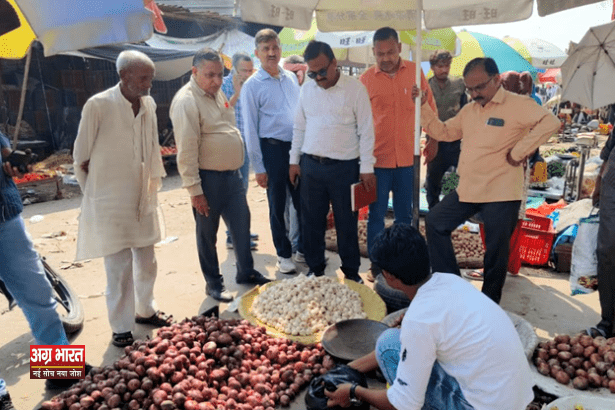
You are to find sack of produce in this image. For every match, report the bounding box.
[305,364,369,410]
[570,212,599,295]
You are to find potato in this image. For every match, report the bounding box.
[555,335,571,344]
[580,335,594,347]
[556,343,571,352]
[550,365,563,378]
[610,379,615,393]
[549,348,559,357]
[537,362,550,376]
[588,372,603,387]
[557,351,572,362]
[575,368,588,378]
[536,348,549,361]
[595,361,610,374]
[569,357,584,369]
[564,365,576,378]
[572,376,589,390]
[590,352,601,366]
[571,344,584,357]
[555,370,570,385]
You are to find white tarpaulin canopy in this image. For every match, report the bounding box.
[238,0,604,32]
[561,19,615,109]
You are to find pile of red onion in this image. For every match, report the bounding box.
[40,316,336,410]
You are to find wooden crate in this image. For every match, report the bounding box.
[16,175,62,203]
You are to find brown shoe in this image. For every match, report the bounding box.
[366,270,376,282]
[367,263,381,282]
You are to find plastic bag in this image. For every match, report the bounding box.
[570,212,599,295]
[305,364,369,410]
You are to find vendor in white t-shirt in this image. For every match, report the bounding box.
[325,224,533,410]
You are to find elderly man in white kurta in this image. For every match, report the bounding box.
[73,50,172,348]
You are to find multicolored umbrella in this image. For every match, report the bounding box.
[0,0,153,59]
[444,31,538,79]
[502,36,567,68]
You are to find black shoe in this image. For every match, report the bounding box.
[237,272,271,285]
[0,393,15,410]
[345,274,364,284]
[307,270,324,278]
[45,364,93,390]
[205,285,234,302]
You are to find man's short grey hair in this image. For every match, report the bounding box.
[284,55,304,64]
[193,47,222,68]
[116,50,154,75]
[232,52,252,69]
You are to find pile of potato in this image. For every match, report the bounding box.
[451,230,484,261]
[533,334,615,392]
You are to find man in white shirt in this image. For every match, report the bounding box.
[289,40,375,282]
[325,224,533,410]
[73,50,172,347]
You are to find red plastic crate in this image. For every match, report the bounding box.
[478,214,556,267]
[520,214,553,232]
[517,227,555,266]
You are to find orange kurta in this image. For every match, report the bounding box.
[360,60,437,168]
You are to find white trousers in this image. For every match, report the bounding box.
[103,245,158,333]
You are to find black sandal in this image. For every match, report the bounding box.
[583,326,608,338]
[135,310,174,327]
[112,331,134,347]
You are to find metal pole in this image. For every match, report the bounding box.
[412,0,423,229]
[12,47,32,150]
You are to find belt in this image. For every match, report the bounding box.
[306,154,342,165]
[262,138,287,145]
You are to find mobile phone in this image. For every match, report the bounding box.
[6,149,37,173]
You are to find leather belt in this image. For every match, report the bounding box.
[262,138,284,145]
[307,154,342,165]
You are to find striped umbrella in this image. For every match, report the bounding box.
[502,36,567,68]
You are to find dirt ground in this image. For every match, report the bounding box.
[0,167,604,409]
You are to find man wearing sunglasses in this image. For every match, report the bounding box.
[289,41,375,282]
[360,27,437,282]
[412,57,560,304]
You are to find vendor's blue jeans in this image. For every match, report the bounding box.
[0,215,69,346]
[375,328,474,410]
[367,166,413,257]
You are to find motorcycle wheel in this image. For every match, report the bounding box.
[42,258,85,334]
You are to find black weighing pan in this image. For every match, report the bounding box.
[321,319,390,361]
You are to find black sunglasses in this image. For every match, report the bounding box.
[307,60,332,80]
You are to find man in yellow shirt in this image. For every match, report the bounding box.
[414,57,560,303]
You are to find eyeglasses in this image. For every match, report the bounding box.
[465,76,495,93]
[307,60,332,80]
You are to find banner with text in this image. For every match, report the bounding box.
[30,345,85,380]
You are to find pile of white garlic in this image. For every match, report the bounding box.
[251,275,367,336]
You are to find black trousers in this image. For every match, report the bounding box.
[426,191,520,304]
[597,173,615,335]
[260,138,303,259]
[425,141,460,210]
[300,154,360,277]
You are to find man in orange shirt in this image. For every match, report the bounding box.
[413,58,560,303]
[360,27,436,281]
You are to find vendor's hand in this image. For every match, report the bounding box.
[506,150,524,167]
[324,383,352,408]
[191,194,210,217]
[81,160,90,174]
[360,173,376,192]
[411,85,427,106]
[255,172,268,189]
[289,164,301,188]
[423,138,438,165]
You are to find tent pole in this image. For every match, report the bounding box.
[12,47,32,150]
[412,0,423,229]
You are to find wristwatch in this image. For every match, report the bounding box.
[349,383,363,406]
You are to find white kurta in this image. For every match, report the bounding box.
[73,85,164,261]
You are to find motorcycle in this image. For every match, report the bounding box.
[0,256,84,334]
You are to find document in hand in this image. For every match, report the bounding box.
[351,181,377,212]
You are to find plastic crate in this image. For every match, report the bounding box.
[519,214,553,231]
[517,227,555,266]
